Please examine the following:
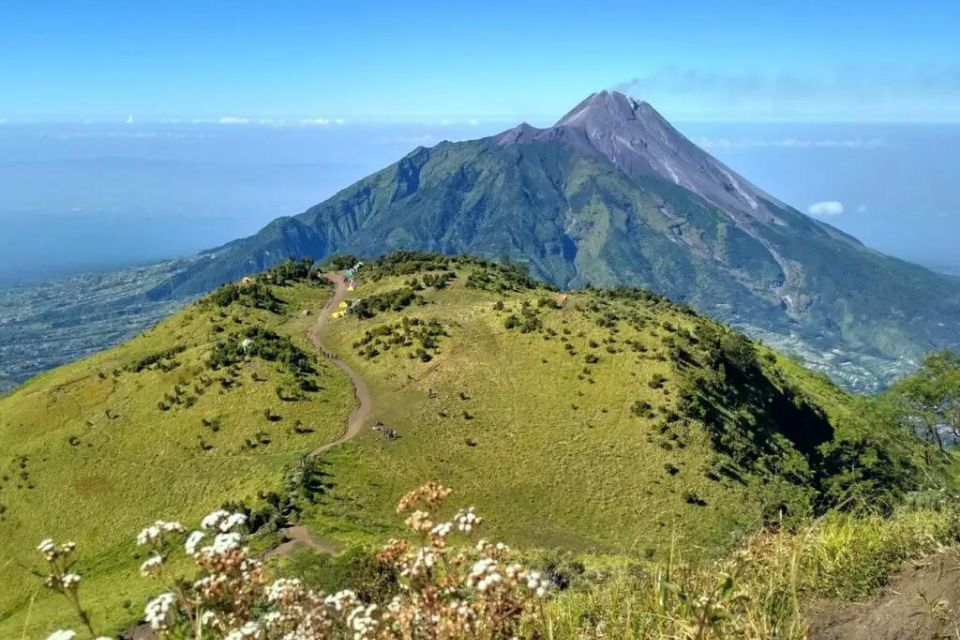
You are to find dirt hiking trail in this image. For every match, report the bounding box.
[307,271,373,457]
[265,272,373,562]
[264,524,339,559]
[807,550,960,640]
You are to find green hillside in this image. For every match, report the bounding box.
[299,254,923,556]
[0,264,354,637]
[0,254,932,638]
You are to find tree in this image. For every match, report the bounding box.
[884,351,960,453]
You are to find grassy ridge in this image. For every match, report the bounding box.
[0,277,354,637]
[302,254,922,558]
[0,253,940,638]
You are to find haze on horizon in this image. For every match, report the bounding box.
[1,0,959,280]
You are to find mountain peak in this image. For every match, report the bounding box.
[535,91,785,223]
[556,90,651,128]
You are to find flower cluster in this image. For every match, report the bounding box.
[38,485,550,639]
[136,520,185,546]
[36,538,105,639]
[36,538,82,593]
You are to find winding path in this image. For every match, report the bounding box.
[306,271,373,457]
[264,273,373,561]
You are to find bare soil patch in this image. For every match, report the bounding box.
[808,550,960,640]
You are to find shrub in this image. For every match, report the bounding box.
[35,484,551,639]
[350,288,422,319]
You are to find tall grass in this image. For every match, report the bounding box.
[544,501,960,639]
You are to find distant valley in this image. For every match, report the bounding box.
[0,261,193,394]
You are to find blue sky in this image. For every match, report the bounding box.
[3,0,960,123]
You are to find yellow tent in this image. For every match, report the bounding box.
[347,285,355,291]
[330,311,344,319]
[338,301,349,309]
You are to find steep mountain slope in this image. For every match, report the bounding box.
[149,92,960,390]
[0,254,926,637]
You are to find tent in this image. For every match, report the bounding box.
[338,301,350,309]
[330,311,344,319]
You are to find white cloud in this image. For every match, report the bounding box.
[614,66,960,122]
[378,133,440,145]
[218,116,250,125]
[299,117,330,126]
[698,137,884,150]
[807,201,845,216]
[439,118,483,126]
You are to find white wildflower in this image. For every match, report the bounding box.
[139,553,165,576]
[160,520,183,533]
[325,589,358,612]
[136,525,160,546]
[144,592,177,630]
[210,532,242,554]
[262,610,281,626]
[224,620,261,639]
[136,520,182,546]
[201,509,230,530]
[219,512,247,532]
[267,577,303,602]
[454,506,481,533]
[469,558,496,579]
[407,547,437,577]
[184,530,205,555]
[61,573,81,590]
[526,570,552,599]
[37,538,58,560]
[347,603,378,637]
[200,610,219,627]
